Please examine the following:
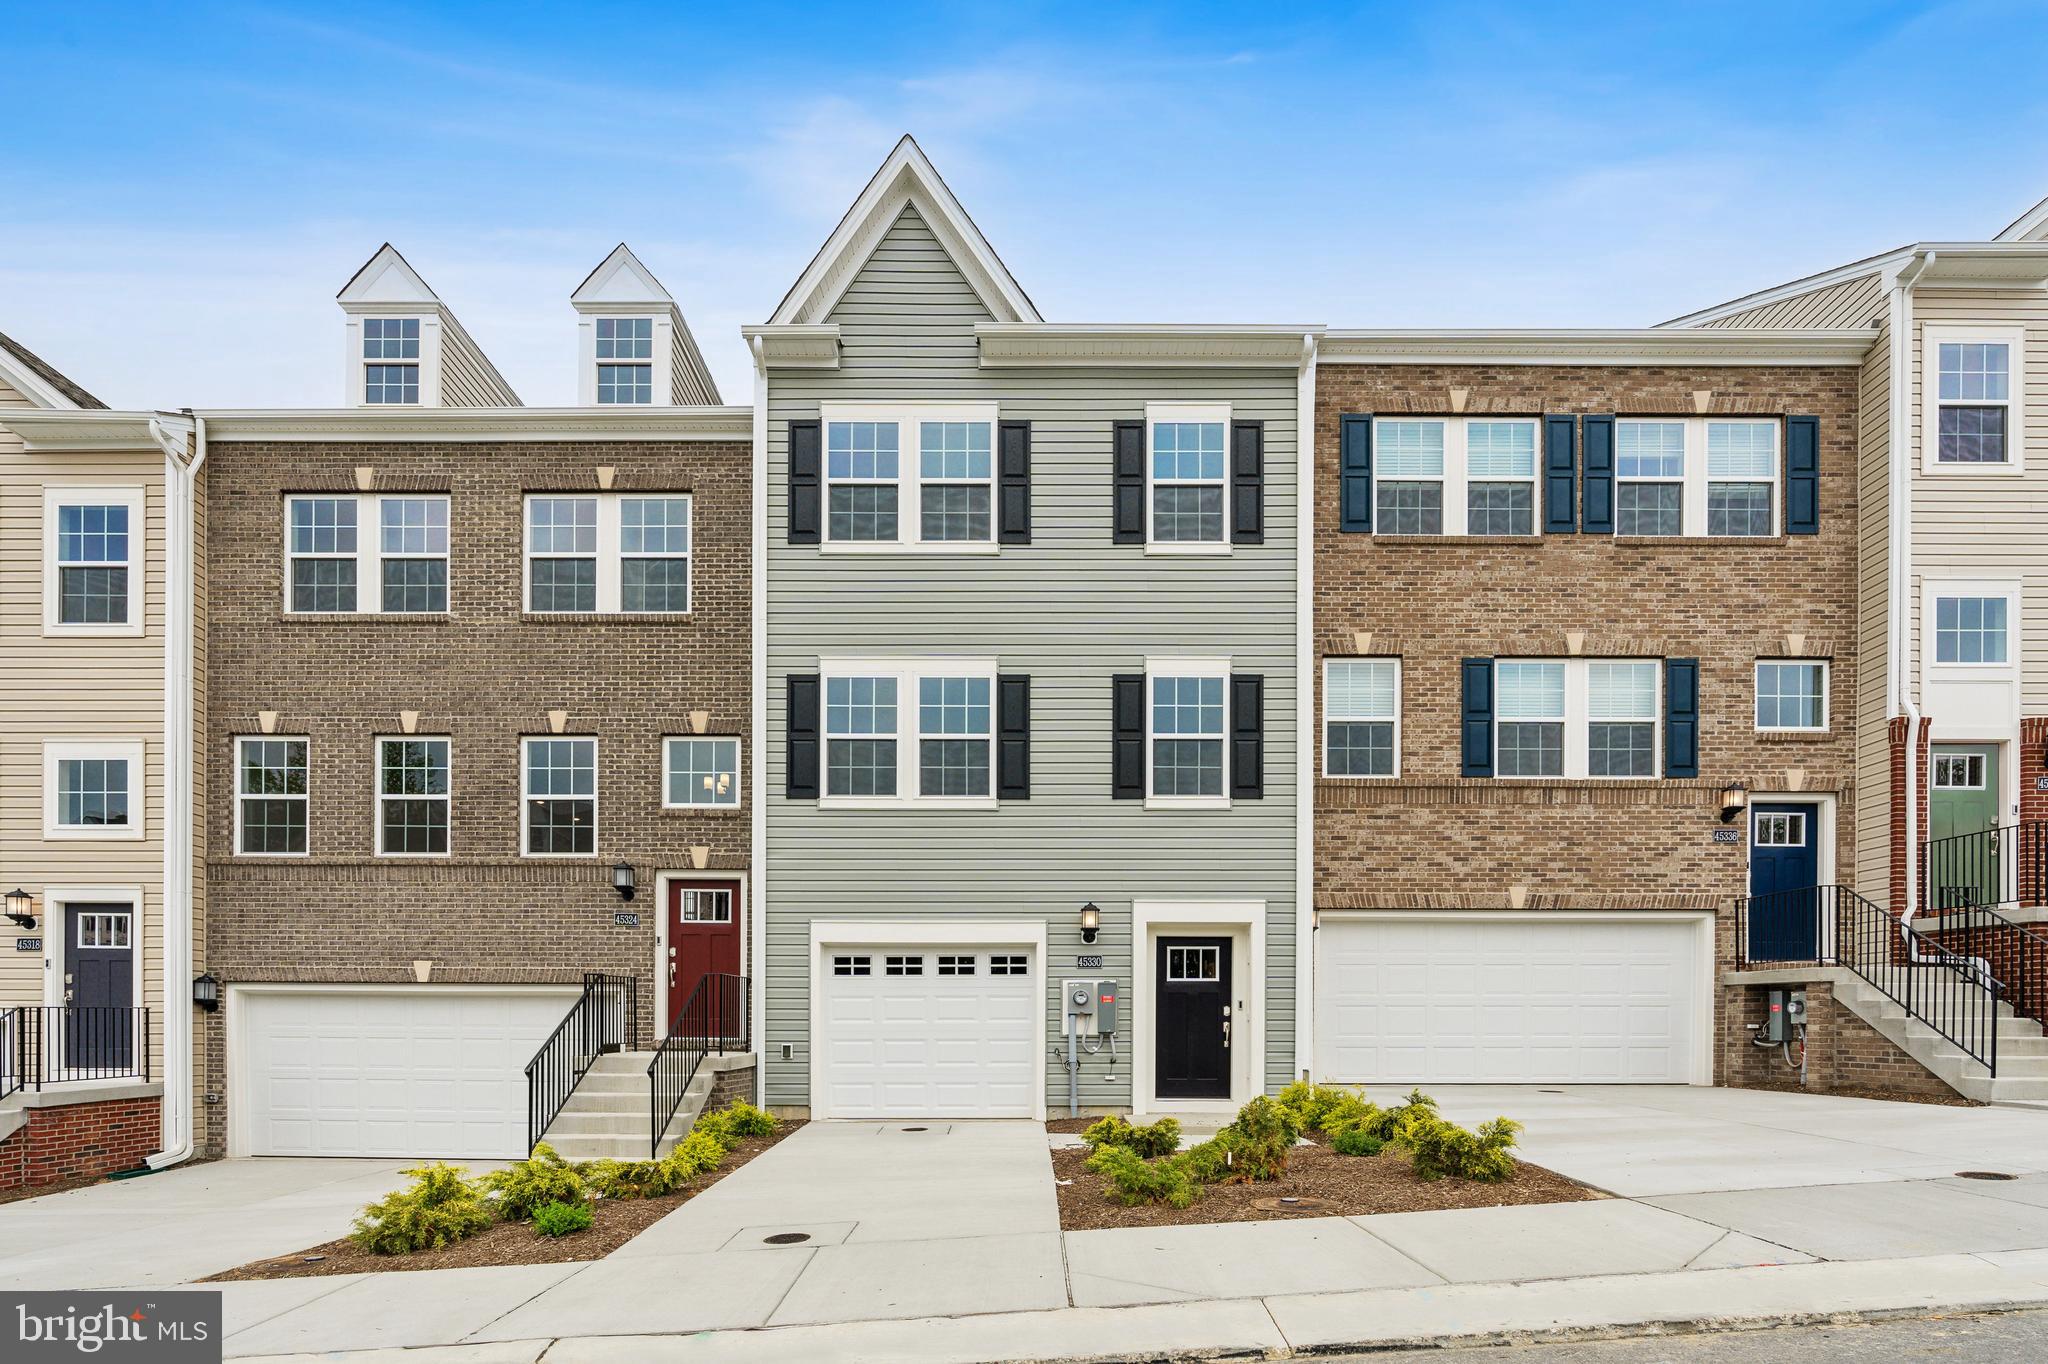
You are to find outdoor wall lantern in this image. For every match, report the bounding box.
[612,861,638,902]
[1719,783,1750,824]
[1079,902,1100,945]
[4,888,34,930]
[193,972,221,1013]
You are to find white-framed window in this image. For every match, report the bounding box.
[1371,416,1539,537]
[595,317,654,404]
[1496,658,1661,780]
[1934,594,2010,665]
[1148,403,1230,548]
[524,493,691,614]
[1755,660,1829,732]
[664,736,741,809]
[819,403,998,550]
[1146,657,1229,805]
[362,317,421,404]
[376,737,450,856]
[75,910,131,950]
[1614,418,1779,538]
[284,494,450,614]
[45,486,144,635]
[1934,752,1987,789]
[1925,325,2025,472]
[236,736,309,856]
[1753,811,1807,846]
[1323,657,1399,777]
[522,737,596,857]
[44,741,144,840]
[819,658,996,807]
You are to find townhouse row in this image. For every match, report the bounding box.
[3,138,2044,1182]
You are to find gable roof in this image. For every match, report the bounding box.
[1995,190,2048,242]
[767,134,1040,326]
[570,243,721,404]
[572,243,673,305]
[0,329,105,409]
[336,242,440,304]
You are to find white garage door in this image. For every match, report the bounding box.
[1316,915,1705,1085]
[239,988,575,1158]
[818,946,1035,1118]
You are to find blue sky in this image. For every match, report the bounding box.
[4,2,2046,407]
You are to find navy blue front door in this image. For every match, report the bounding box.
[64,905,134,1071]
[1747,804,1820,961]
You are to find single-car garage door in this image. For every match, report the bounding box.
[818,946,1036,1117]
[238,988,576,1158]
[1316,914,1706,1085]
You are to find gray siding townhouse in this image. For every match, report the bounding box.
[748,138,1311,1118]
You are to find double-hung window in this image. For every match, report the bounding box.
[1324,658,1399,777]
[1464,420,1538,535]
[1927,328,2022,469]
[1148,404,1229,546]
[1615,421,1686,536]
[1496,661,1566,777]
[665,736,741,808]
[1147,659,1228,802]
[45,741,143,839]
[1705,422,1778,536]
[47,487,142,633]
[820,660,996,805]
[236,737,309,855]
[285,494,450,614]
[1585,661,1659,777]
[1496,659,1660,779]
[378,737,450,855]
[362,317,420,404]
[1369,417,1538,536]
[595,317,654,404]
[523,737,596,856]
[820,404,997,549]
[525,493,691,613]
[1373,420,1445,534]
[1756,661,1828,732]
[1614,418,1779,538]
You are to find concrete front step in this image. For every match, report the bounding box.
[539,1050,755,1161]
[1831,975,2048,1103]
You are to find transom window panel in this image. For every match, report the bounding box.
[1586,661,1659,778]
[1934,595,2010,664]
[58,757,128,828]
[1325,658,1399,777]
[1754,812,1806,846]
[50,492,141,630]
[917,676,992,797]
[287,495,450,615]
[1166,945,1220,981]
[1756,661,1828,731]
[1496,661,1566,778]
[523,738,596,856]
[525,494,691,613]
[379,738,450,856]
[1151,673,1225,797]
[679,888,732,922]
[1934,753,1986,789]
[362,318,420,404]
[1614,418,1782,538]
[237,737,309,855]
[77,911,130,949]
[820,662,998,804]
[665,737,740,808]
[1936,340,2012,464]
[1149,418,1227,544]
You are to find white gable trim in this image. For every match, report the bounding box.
[767,135,1039,327]
[337,244,439,306]
[571,243,674,307]
[1996,192,2048,243]
[0,348,81,409]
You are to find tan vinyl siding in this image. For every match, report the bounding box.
[437,314,520,407]
[670,313,720,406]
[1703,273,1885,330]
[1854,311,1893,902]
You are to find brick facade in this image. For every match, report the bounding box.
[1717,979,1960,1101]
[0,1094,162,1192]
[201,437,751,1155]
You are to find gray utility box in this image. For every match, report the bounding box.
[1761,987,1807,1044]
[1062,979,1119,1036]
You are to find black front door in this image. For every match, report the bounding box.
[65,905,135,1071]
[1747,804,1821,962]
[1156,936,1231,1100]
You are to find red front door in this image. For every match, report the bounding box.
[668,880,742,1028]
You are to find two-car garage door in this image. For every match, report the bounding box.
[1316,915,1707,1085]
[817,946,1037,1118]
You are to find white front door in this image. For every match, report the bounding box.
[1316,914,1707,1085]
[817,946,1035,1117]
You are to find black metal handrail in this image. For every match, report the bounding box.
[1913,900,2048,1035]
[650,972,747,1157]
[1,1005,152,1098]
[1923,821,2048,912]
[1735,884,2001,1076]
[525,973,637,1156]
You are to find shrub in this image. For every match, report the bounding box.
[580,1157,678,1201]
[1319,1091,1379,1138]
[1354,1088,1440,1144]
[669,1128,727,1177]
[1275,1080,1341,1131]
[532,1199,595,1237]
[1405,1115,1522,1183]
[479,1143,587,1221]
[1331,1127,1385,1158]
[1226,1094,1299,1146]
[1179,1127,1287,1185]
[694,1100,775,1153]
[1086,1144,1199,1209]
[1080,1114,1182,1158]
[348,1163,495,1255]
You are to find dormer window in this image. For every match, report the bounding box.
[362,318,421,404]
[596,317,654,404]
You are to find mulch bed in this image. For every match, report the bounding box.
[1052,1136,1602,1231]
[203,1121,802,1281]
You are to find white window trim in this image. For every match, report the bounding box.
[592,316,658,406]
[43,740,146,841]
[1613,417,1780,539]
[662,735,744,810]
[234,735,311,858]
[578,309,675,407]
[1145,402,1233,554]
[283,493,451,616]
[44,485,145,638]
[374,735,452,859]
[817,402,1002,554]
[345,312,441,407]
[1923,579,2021,673]
[1370,416,1541,539]
[521,735,600,859]
[818,657,999,810]
[522,492,693,615]
[1754,659,1831,733]
[1145,655,1232,810]
[1321,656,1401,779]
[1494,658,1662,781]
[1923,323,2026,476]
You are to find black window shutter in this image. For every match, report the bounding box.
[1580,415,1614,535]
[788,420,822,544]
[1230,673,1265,799]
[1460,658,1494,777]
[997,674,1031,799]
[786,673,821,799]
[1230,421,1264,545]
[998,421,1032,544]
[1665,658,1700,779]
[1543,414,1578,534]
[1112,421,1145,544]
[1111,674,1145,797]
[1785,415,1819,536]
[1340,413,1373,532]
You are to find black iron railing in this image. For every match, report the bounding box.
[1914,902,2048,1036]
[1,1005,152,1099]
[1923,821,2048,913]
[524,973,637,1156]
[650,972,747,1157]
[1735,884,2002,1076]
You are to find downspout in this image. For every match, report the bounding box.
[747,335,768,1107]
[146,412,205,1170]
[1890,253,1931,934]
[1294,332,1317,1083]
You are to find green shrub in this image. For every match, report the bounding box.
[1331,1127,1385,1158]
[693,1100,775,1153]
[478,1142,587,1221]
[1085,1144,1199,1208]
[1080,1114,1182,1158]
[669,1128,728,1177]
[532,1199,595,1237]
[1276,1081,1379,1134]
[1353,1088,1440,1144]
[1405,1115,1522,1182]
[348,1163,496,1255]
[1318,1091,1378,1137]
[579,1157,678,1201]
[1226,1094,1299,1146]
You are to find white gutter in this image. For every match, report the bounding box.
[747,335,768,1106]
[145,412,204,1170]
[1889,253,1932,933]
[1293,332,1317,1083]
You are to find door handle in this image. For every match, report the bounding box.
[1221,1016,1231,1047]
